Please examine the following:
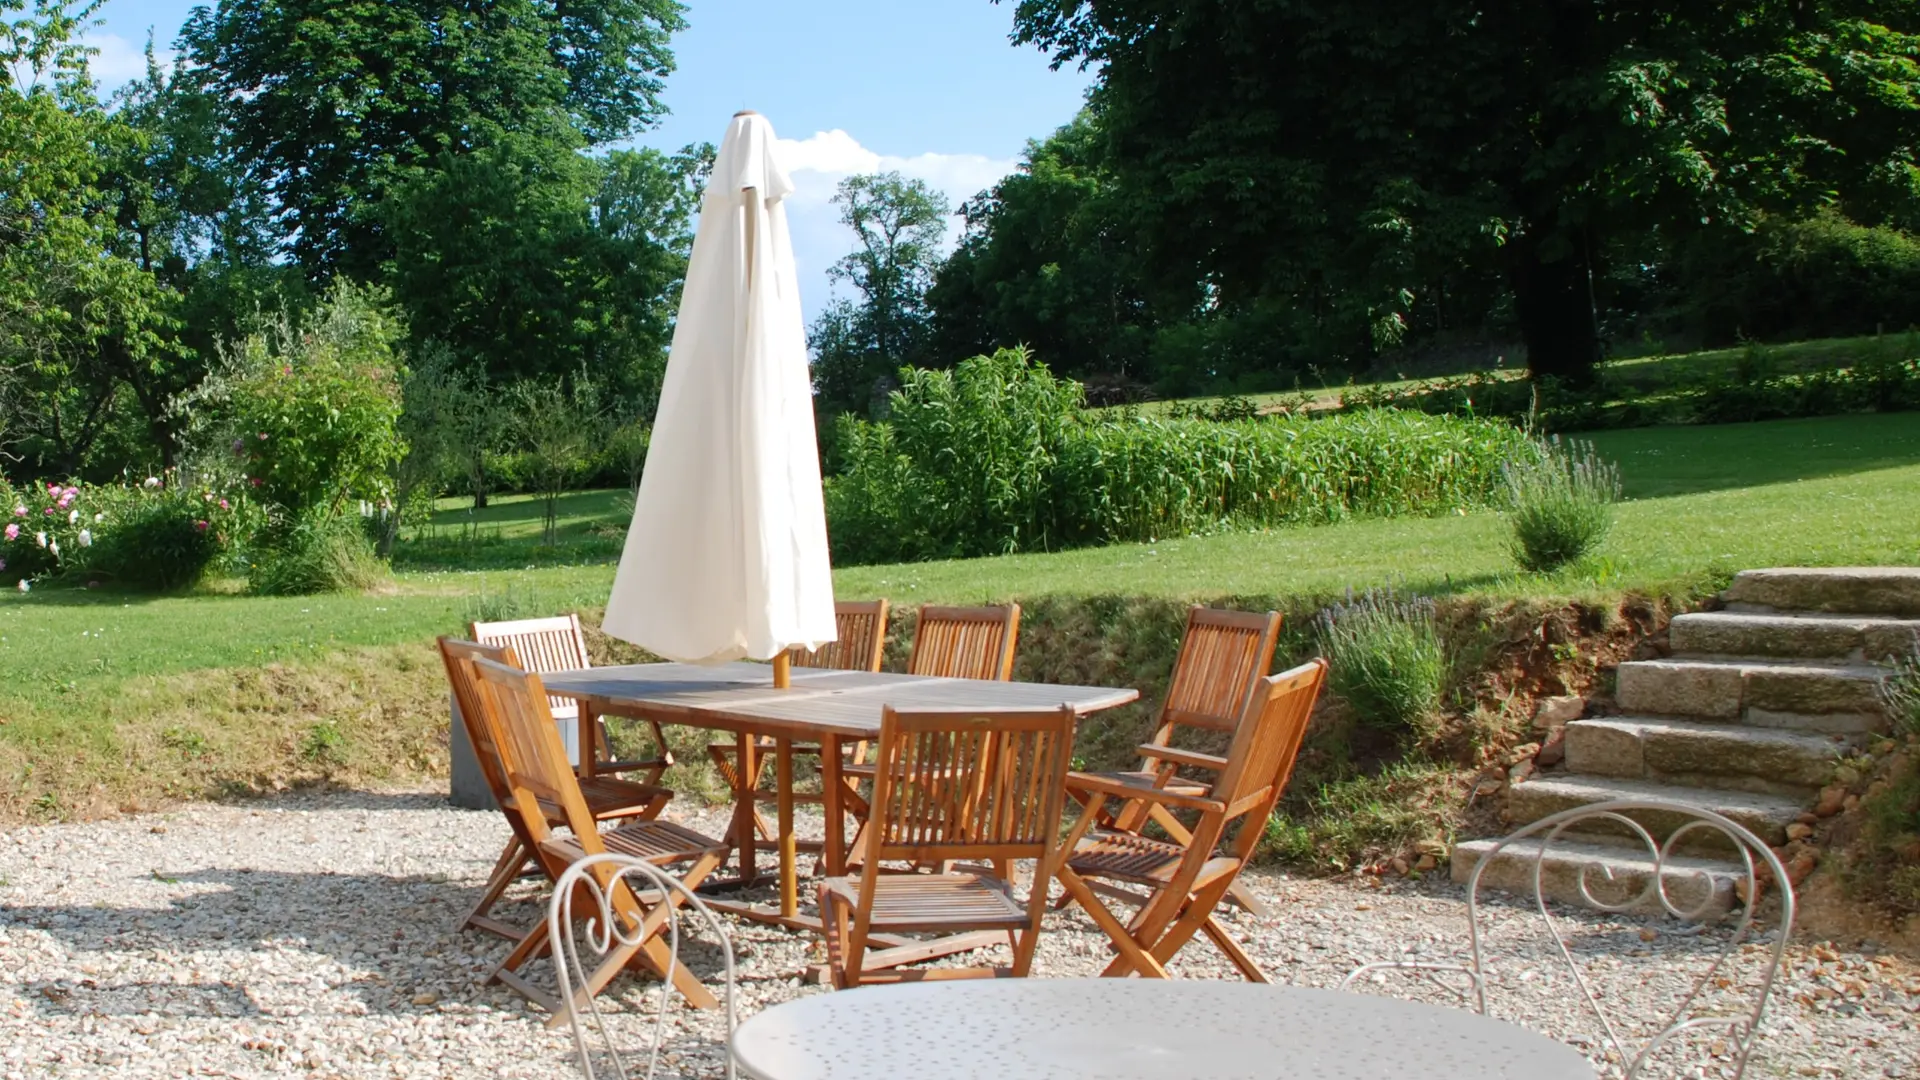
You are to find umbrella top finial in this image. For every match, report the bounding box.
[734,109,759,117]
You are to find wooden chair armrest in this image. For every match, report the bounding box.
[1064,771,1225,814]
[1136,745,1230,772]
[595,757,672,775]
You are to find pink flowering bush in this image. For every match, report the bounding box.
[0,475,253,590]
[0,477,87,582]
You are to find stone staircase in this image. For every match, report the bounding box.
[1454,567,1920,912]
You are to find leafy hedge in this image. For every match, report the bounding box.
[1681,214,1920,347]
[826,349,1531,565]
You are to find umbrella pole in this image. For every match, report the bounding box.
[747,169,800,915]
[771,652,797,916]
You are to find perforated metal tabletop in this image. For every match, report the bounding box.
[730,979,1595,1080]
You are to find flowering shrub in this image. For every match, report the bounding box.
[0,477,95,583]
[180,282,407,524]
[0,475,252,590]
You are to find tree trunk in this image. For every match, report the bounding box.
[1510,231,1600,385]
[469,455,490,510]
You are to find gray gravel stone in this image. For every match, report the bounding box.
[2,787,1914,1078]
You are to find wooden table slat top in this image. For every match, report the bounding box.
[542,661,1139,739]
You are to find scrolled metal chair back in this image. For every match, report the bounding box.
[549,853,737,1080]
[1344,798,1794,1080]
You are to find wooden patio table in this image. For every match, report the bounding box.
[540,662,1138,934]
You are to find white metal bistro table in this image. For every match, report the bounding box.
[729,979,1596,1080]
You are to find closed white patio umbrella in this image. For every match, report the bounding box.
[603,111,836,678]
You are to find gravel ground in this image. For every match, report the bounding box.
[2,787,1915,1079]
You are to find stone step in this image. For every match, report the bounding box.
[1505,775,1804,851]
[1669,610,1920,663]
[1615,656,1888,732]
[1451,836,1747,918]
[1563,716,1849,797]
[1723,567,1920,617]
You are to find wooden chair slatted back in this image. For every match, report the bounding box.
[1212,658,1328,859]
[867,706,1076,864]
[1155,607,1282,736]
[790,599,890,672]
[906,604,1021,681]
[472,614,591,717]
[437,637,521,806]
[469,657,602,855]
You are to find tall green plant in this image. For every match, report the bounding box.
[248,510,388,596]
[1315,589,1446,736]
[887,347,1084,555]
[181,282,408,526]
[508,375,606,545]
[825,347,1530,565]
[1502,437,1622,573]
[1883,635,1920,739]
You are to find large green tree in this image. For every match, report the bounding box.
[929,112,1154,381]
[381,137,709,402]
[1008,0,1920,382]
[96,43,300,469]
[809,171,951,415]
[0,1,170,475]
[178,0,686,278]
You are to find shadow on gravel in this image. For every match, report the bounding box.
[0,865,727,1021]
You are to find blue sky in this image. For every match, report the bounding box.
[83,0,1095,322]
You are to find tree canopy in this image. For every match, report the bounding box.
[178,0,686,278]
[0,1,171,474]
[1004,0,1920,382]
[929,113,1153,383]
[809,171,951,415]
[0,0,705,484]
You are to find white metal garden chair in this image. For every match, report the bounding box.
[1341,799,1795,1080]
[549,852,738,1080]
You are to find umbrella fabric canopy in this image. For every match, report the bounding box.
[602,112,836,664]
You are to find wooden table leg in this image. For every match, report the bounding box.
[776,737,796,918]
[731,731,760,887]
[576,702,598,779]
[820,734,845,877]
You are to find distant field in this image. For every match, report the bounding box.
[1127,333,1899,417]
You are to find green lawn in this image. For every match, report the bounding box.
[6,410,1917,697]
[1586,411,1920,498]
[417,488,629,543]
[2,409,1917,820]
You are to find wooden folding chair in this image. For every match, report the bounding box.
[840,601,1021,817]
[1061,607,1280,915]
[906,603,1021,680]
[465,655,729,1017]
[439,638,673,941]
[1055,658,1326,981]
[472,614,673,785]
[705,600,889,845]
[817,704,1077,988]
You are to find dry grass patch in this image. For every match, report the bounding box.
[0,643,450,823]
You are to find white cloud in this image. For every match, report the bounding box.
[79,32,167,91]
[774,129,1019,318]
